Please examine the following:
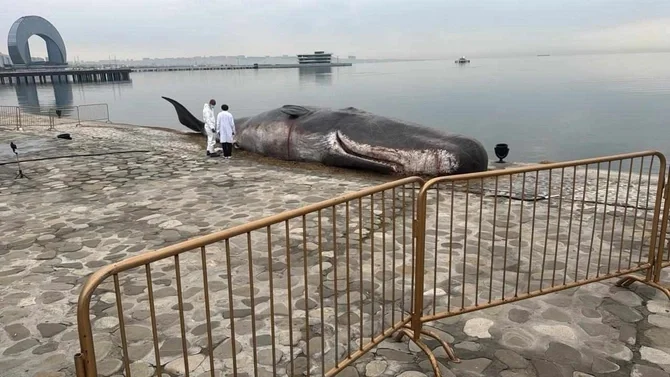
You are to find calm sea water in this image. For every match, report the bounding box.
[2,53,670,163]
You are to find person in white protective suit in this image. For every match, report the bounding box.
[216,104,236,159]
[202,99,217,157]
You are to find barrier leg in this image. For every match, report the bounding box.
[74,353,86,377]
[419,327,460,362]
[394,326,460,377]
[616,274,670,299]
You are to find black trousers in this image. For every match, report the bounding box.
[221,142,233,157]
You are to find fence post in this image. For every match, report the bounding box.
[105,104,110,123]
[76,105,81,127]
[49,110,55,131]
[411,182,429,340]
[653,164,670,283]
[15,107,21,130]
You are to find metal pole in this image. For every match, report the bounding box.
[49,110,55,131]
[653,166,670,283]
[74,353,87,377]
[411,184,428,339]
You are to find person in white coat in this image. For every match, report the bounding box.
[202,99,217,157]
[216,104,236,159]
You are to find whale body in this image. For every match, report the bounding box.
[163,97,488,176]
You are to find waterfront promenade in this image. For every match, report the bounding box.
[0,122,669,377]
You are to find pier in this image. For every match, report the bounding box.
[131,62,352,72]
[0,68,131,85]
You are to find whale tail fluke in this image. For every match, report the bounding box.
[162,96,206,135]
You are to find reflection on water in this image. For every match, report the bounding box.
[15,85,41,110]
[53,83,74,109]
[14,82,74,115]
[4,81,132,118]
[298,66,332,86]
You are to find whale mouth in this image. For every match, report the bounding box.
[335,131,402,173]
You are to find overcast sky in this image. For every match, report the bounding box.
[3,0,670,61]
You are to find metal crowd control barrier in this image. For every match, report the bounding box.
[0,103,110,130]
[76,103,111,125]
[75,177,425,377]
[410,151,669,371]
[17,106,57,130]
[0,105,21,130]
[74,152,670,377]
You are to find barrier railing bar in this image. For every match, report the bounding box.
[300,218,309,377]
[224,239,238,377]
[173,254,189,376]
[317,213,326,375]
[653,165,670,280]
[476,177,484,304]
[515,174,525,297]
[489,177,498,302]
[552,167,565,287]
[529,170,540,293]
[266,226,279,377]
[200,246,216,377]
[391,188,397,325]
[146,264,162,377]
[642,159,655,277]
[357,197,364,351]
[563,167,577,285]
[284,221,294,377]
[350,202,354,362]
[113,274,131,377]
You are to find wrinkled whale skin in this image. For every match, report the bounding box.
[163,97,488,176]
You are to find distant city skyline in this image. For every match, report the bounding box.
[2,0,670,62]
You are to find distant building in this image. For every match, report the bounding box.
[348,55,356,59]
[297,51,332,64]
[0,52,12,67]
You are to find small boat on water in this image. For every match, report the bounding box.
[455,56,470,64]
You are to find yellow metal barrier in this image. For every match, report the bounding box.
[74,177,425,377]
[74,151,670,377]
[411,151,669,369]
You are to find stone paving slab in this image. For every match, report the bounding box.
[0,124,669,377]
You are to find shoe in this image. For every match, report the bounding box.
[206,151,211,157]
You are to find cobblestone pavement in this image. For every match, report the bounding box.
[1,124,669,377]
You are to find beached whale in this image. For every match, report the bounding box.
[162,96,488,176]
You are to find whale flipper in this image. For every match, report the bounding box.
[162,96,206,135]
